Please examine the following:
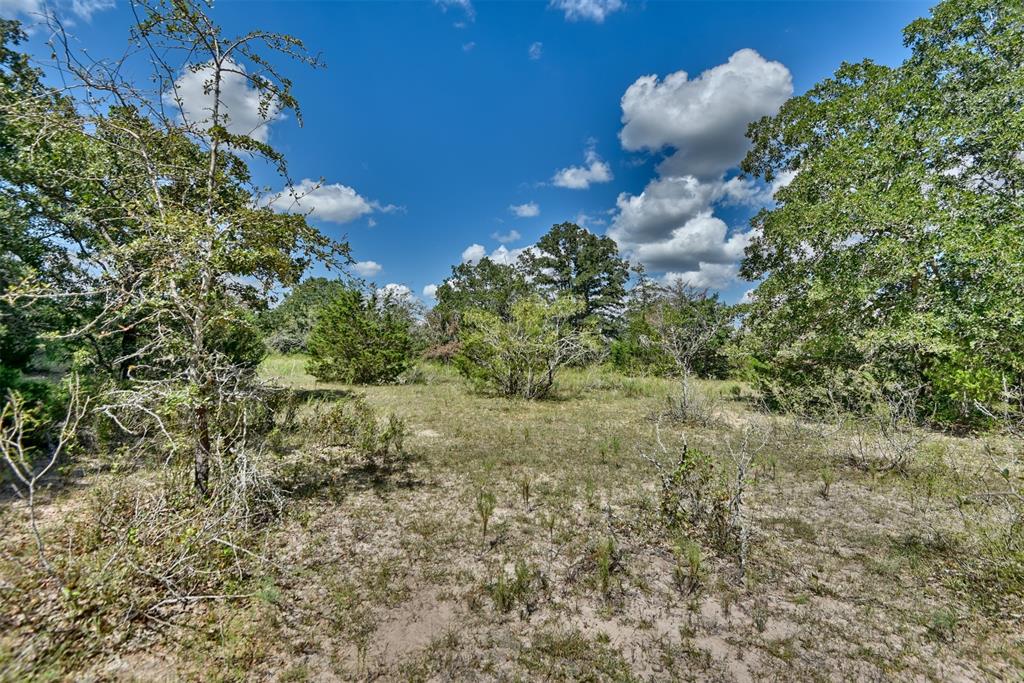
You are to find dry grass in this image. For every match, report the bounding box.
[1,358,1021,681]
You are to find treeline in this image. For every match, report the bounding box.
[266,221,739,398]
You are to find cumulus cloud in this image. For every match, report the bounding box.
[422,284,439,299]
[625,213,753,273]
[509,202,540,218]
[267,179,398,224]
[608,49,793,290]
[461,244,487,264]
[528,42,543,60]
[573,211,606,229]
[462,41,476,52]
[352,260,382,277]
[549,0,624,23]
[492,229,522,244]
[620,49,792,179]
[165,59,283,144]
[552,146,613,190]
[664,263,742,290]
[461,243,529,266]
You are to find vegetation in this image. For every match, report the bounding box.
[740,0,1024,426]
[1,0,1022,680]
[455,295,601,399]
[306,284,415,384]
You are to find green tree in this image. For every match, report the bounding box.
[261,277,350,353]
[307,286,414,384]
[1,2,347,495]
[521,222,629,335]
[455,295,600,399]
[740,0,1024,424]
[425,256,533,359]
[434,257,532,321]
[612,283,734,379]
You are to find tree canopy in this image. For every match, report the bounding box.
[740,0,1024,424]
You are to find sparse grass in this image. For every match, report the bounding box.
[1,357,1020,680]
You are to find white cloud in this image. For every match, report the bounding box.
[435,0,475,21]
[461,243,529,266]
[352,260,382,277]
[70,0,113,19]
[625,213,753,273]
[528,42,543,60]
[0,0,42,15]
[461,244,487,264]
[509,202,540,218]
[549,0,624,23]
[607,49,793,291]
[770,169,798,198]
[552,146,613,190]
[380,283,416,306]
[573,211,606,229]
[664,263,742,290]
[492,229,522,244]
[422,284,439,299]
[1,0,113,20]
[462,41,476,52]
[165,59,284,144]
[620,49,792,179]
[267,179,398,224]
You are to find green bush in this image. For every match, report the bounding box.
[455,295,600,399]
[306,285,414,384]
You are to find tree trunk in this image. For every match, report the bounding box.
[194,403,211,496]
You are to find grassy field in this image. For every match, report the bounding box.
[2,356,1022,681]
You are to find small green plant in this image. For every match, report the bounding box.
[926,608,959,642]
[306,396,407,469]
[488,559,542,616]
[518,474,532,509]
[476,489,497,539]
[820,465,836,499]
[594,537,618,597]
[672,536,703,595]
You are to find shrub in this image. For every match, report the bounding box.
[304,396,407,470]
[306,285,414,384]
[455,295,600,399]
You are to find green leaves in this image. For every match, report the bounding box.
[521,222,629,335]
[306,285,415,385]
[456,295,601,399]
[740,0,1024,425]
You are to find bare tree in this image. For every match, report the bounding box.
[1,376,88,573]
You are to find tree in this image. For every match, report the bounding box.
[521,222,629,335]
[1,2,347,496]
[425,256,533,359]
[260,277,350,353]
[434,257,532,321]
[612,282,735,379]
[307,286,414,384]
[739,0,1024,424]
[455,295,600,399]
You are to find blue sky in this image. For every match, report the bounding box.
[5,0,931,303]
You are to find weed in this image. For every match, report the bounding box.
[518,474,532,509]
[476,489,497,539]
[488,559,543,617]
[926,608,959,642]
[672,536,703,595]
[594,537,618,597]
[820,465,836,499]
